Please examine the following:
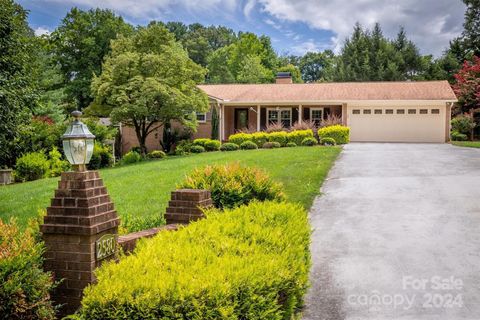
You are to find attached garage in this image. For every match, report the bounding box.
[348,105,449,143]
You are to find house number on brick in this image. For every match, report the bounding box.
[96,234,116,260]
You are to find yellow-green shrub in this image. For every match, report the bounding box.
[78,201,311,320]
[193,139,221,151]
[318,125,350,144]
[268,131,288,146]
[251,132,268,147]
[0,219,56,319]
[228,132,252,145]
[287,129,314,146]
[177,162,284,209]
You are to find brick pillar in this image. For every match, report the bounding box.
[164,189,212,224]
[41,171,120,316]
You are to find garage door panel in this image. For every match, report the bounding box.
[348,107,445,143]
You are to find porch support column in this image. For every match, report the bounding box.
[257,105,261,132]
[298,105,303,124]
[219,104,224,141]
[341,103,347,126]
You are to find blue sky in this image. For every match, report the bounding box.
[20,0,466,57]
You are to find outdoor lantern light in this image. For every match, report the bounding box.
[62,110,95,171]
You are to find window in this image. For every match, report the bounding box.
[196,112,206,123]
[352,109,360,114]
[385,109,394,114]
[363,109,371,114]
[431,109,440,114]
[397,109,405,114]
[268,108,292,127]
[374,109,382,114]
[408,109,416,114]
[310,108,324,126]
[419,109,428,114]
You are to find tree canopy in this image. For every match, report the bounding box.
[90,23,208,155]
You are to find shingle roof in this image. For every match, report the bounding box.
[198,81,457,103]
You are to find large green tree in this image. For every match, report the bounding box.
[297,51,335,82]
[450,0,480,62]
[50,8,133,111]
[0,0,37,167]
[91,23,208,155]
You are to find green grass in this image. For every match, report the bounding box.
[452,141,480,148]
[0,146,340,229]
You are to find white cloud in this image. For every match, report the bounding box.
[243,0,257,18]
[34,27,51,36]
[291,39,331,55]
[42,0,238,20]
[258,0,466,56]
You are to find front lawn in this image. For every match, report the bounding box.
[452,141,480,148]
[0,146,340,229]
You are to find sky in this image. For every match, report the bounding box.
[20,0,467,57]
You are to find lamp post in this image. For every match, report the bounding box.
[62,110,95,172]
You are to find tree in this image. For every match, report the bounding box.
[0,0,37,167]
[276,64,303,83]
[91,24,208,155]
[451,0,480,62]
[453,56,480,112]
[50,8,133,111]
[237,55,273,83]
[298,51,335,82]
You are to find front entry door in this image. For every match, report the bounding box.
[235,108,249,131]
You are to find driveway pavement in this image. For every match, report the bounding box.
[303,143,480,320]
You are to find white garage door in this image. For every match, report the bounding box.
[348,106,446,143]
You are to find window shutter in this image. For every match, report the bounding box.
[292,108,298,125]
[303,107,310,120]
[260,108,266,130]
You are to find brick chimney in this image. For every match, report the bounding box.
[275,72,292,84]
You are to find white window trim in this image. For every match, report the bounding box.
[267,107,292,126]
[196,112,207,123]
[310,107,324,122]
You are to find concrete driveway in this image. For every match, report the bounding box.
[303,143,480,320]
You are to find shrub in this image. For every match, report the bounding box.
[204,140,221,151]
[451,115,476,136]
[48,147,70,177]
[178,162,284,209]
[88,143,113,170]
[192,138,210,147]
[268,131,288,146]
[118,213,165,235]
[228,132,252,145]
[219,142,239,151]
[190,145,205,153]
[291,119,318,132]
[302,137,318,146]
[0,218,56,319]
[320,137,337,146]
[121,151,142,165]
[320,114,342,127]
[15,152,49,182]
[286,142,297,147]
[262,141,281,149]
[78,201,310,320]
[451,131,468,141]
[251,131,268,147]
[240,140,258,150]
[318,125,350,144]
[147,150,166,159]
[287,129,314,146]
[174,140,192,155]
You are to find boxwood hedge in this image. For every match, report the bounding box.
[78,201,311,320]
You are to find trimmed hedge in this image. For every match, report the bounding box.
[177,162,284,209]
[251,132,268,147]
[287,129,314,146]
[268,131,288,146]
[147,150,166,159]
[15,152,49,182]
[121,151,142,165]
[193,139,221,151]
[320,137,336,146]
[78,201,311,320]
[228,133,251,146]
[240,141,258,150]
[0,218,56,319]
[263,141,281,149]
[220,142,240,151]
[301,137,318,146]
[190,145,205,153]
[318,125,350,144]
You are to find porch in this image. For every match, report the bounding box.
[219,104,346,140]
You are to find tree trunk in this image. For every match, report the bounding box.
[470,108,475,141]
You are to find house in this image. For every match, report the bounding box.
[121,74,457,152]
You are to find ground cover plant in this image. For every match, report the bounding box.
[0,147,340,231]
[451,141,480,148]
[77,201,311,320]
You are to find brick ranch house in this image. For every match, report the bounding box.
[121,73,458,152]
